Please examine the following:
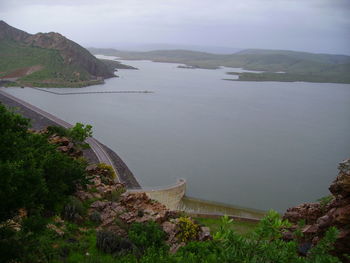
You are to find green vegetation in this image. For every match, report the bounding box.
[47,122,92,149]
[176,217,200,242]
[226,72,350,84]
[69,122,93,143]
[0,103,87,221]
[195,217,258,235]
[2,212,341,262]
[0,104,342,262]
[0,40,94,87]
[128,221,167,252]
[89,48,350,84]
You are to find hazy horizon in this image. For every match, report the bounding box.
[1,0,349,55]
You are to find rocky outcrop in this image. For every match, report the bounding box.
[283,159,350,259]
[73,163,211,250]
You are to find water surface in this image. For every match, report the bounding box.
[2,59,350,212]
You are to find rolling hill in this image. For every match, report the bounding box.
[89,48,350,84]
[0,21,115,87]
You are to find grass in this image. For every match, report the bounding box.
[226,71,350,84]
[0,40,100,87]
[194,217,258,235]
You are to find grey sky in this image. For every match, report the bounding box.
[1,0,349,54]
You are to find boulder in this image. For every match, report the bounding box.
[329,159,350,197]
[283,159,350,259]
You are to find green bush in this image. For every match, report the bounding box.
[106,188,126,202]
[63,196,86,223]
[96,230,132,254]
[89,211,102,225]
[177,217,200,243]
[68,122,93,143]
[0,103,87,221]
[46,125,69,137]
[128,221,167,252]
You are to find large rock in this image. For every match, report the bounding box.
[283,203,322,224]
[329,159,350,197]
[283,159,350,259]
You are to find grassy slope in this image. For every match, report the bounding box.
[0,40,102,87]
[89,48,350,83]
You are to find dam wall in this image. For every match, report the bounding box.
[178,196,266,220]
[128,179,265,220]
[129,179,186,210]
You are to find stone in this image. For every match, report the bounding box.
[198,227,211,241]
[90,201,108,211]
[283,158,350,260]
[329,159,350,197]
[302,224,318,235]
[316,215,332,229]
[332,204,350,224]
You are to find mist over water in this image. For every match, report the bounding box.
[3,59,350,212]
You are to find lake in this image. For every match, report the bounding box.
[2,58,350,212]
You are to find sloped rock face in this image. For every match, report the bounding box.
[329,159,350,198]
[283,159,350,259]
[0,20,29,41]
[25,32,114,78]
[74,165,211,249]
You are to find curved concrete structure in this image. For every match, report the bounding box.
[129,179,186,210]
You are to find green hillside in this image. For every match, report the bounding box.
[89,48,350,84]
[0,21,115,87]
[0,40,96,87]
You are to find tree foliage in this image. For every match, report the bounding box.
[0,103,86,221]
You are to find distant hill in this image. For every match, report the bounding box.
[0,21,115,87]
[89,48,350,84]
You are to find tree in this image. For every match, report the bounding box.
[68,122,93,143]
[0,103,86,221]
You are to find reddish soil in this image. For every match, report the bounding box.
[0,65,43,79]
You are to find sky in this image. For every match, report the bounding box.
[0,0,349,54]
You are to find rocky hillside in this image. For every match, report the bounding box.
[283,159,350,260]
[0,21,114,87]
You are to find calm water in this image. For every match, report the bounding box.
[2,58,350,212]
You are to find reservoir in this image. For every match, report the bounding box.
[2,58,350,212]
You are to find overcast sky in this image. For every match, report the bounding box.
[1,0,349,54]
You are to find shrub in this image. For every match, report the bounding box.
[96,230,132,254]
[46,125,69,137]
[106,188,126,202]
[68,122,92,143]
[63,196,85,222]
[97,163,116,179]
[318,195,334,209]
[128,221,167,252]
[89,211,102,225]
[177,217,200,243]
[0,104,86,221]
